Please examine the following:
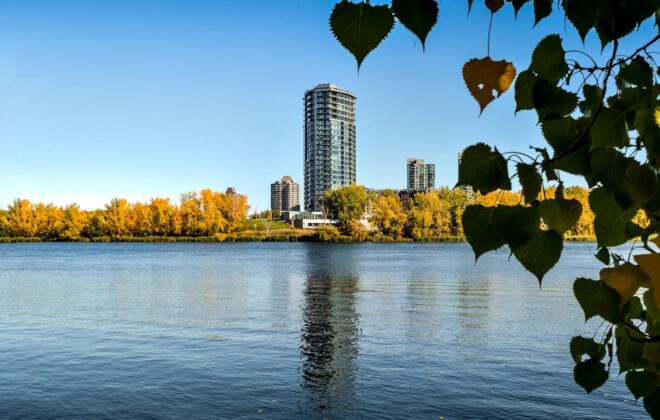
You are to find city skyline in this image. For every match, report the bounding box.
[0,2,652,211]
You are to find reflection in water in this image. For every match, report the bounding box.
[299,245,360,413]
[456,274,493,344]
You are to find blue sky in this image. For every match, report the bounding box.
[0,1,656,211]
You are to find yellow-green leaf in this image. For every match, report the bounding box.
[600,263,647,308]
[463,57,516,113]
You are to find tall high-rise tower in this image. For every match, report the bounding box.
[407,158,436,190]
[304,83,357,211]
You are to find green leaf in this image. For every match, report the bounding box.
[462,205,506,261]
[530,34,568,82]
[541,116,578,152]
[563,0,597,41]
[539,198,582,234]
[574,358,608,393]
[570,336,605,363]
[517,163,542,203]
[589,149,631,191]
[391,0,438,51]
[625,371,659,400]
[533,0,552,25]
[457,143,512,194]
[552,147,592,176]
[595,247,610,265]
[532,80,579,119]
[492,205,540,248]
[618,56,654,88]
[330,1,395,70]
[514,70,538,112]
[589,188,638,247]
[643,343,660,363]
[624,296,645,320]
[581,84,602,115]
[573,277,621,323]
[644,388,660,419]
[512,229,563,282]
[590,107,629,150]
[625,161,659,206]
[616,328,649,373]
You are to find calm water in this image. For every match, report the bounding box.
[0,242,646,419]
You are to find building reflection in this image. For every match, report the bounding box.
[299,244,360,413]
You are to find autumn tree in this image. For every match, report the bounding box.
[406,191,451,239]
[328,0,660,415]
[370,190,407,238]
[320,184,368,235]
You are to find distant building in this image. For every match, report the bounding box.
[457,152,474,196]
[304,83,357,211]
[271,176,301,212]
[407,158,435,190]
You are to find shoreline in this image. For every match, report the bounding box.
[0,235,598,243]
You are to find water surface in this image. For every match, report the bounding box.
[0,243,646,418]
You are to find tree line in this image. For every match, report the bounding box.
[321,184,606,241]
[0,189,249,240]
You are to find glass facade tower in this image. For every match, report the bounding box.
[304,84,357,212]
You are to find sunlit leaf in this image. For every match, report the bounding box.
[462,204,506,261]
[530,34,568,82]
[492,205,540,248]
[463,57,516,112]
[539,198,582,235]
[457,143,512,194]
[512,229,563,282]
[625,371,659,400]
[574,358,608,393]
[600,263,647,308]
[330,1,395,70]
[391,0,439,50]
[635,253,660,306]
[573,277,620,323]
[517,163,542,203]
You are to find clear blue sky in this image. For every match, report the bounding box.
[0,1,655,211]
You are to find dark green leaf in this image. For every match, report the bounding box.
[581,84,602,116]
[457,143,512,194]
[532,80,579,119]
[563,0,597,40]
[485,0,505,13]
[462,205,506,261]
[391,0,438,50]
[510,0,530,16]
[330,1,395,70]
[589,148,631,191]
[617,328,649,373]
[552,147,592,176]
[539,198,582,234]
[623,296,644,320]
[512,229,563,282]
[589,107,629,150]
[595,247,610,265]
[643,343,660,363]
[541,116,578,152]
[626,162,659,206]
[517,163,542,203]
[570,336,605,363]
[530,34,568,82]
[514,70,538,112]
[626,371,659,400]
[618,56,654,88]
[574,358,608,393]
[644,388,660,419]
[533,0,552,25]
[589,187,638,247]
[573,277,621,323]
[492,205,540,248]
